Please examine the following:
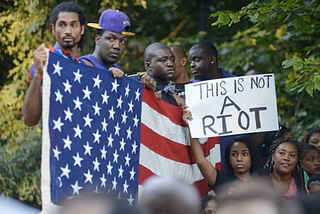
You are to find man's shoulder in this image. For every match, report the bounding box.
[80,54,93,60]
[220,67,235,78]
[81,54,102,67]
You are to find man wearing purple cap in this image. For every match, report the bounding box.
[81,9,156,89]
[81,9,134,71]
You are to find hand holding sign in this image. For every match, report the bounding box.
[185,74,279,138]
[182,105,193,126]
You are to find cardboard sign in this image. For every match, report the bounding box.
[185,74,279,138]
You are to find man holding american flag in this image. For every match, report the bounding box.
[23,2,89,127]
[24,4,215,214]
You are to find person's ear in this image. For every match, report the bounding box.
[80,25,85,36]
[210,55,216,64]
[181,57,187,67]
[95,34,101,45]
[51,24,55,34]
[144,62,151,72]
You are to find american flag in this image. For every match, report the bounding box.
[42,52,221,213]
[42,52,142,212]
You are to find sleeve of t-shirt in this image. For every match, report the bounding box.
[28,64,43,85]
[28,64,35,83]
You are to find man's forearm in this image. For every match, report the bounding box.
[23,73,42,126]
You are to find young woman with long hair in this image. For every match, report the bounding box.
[183,107,263,195]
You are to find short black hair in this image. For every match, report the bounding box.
[143,42,169,63]
[200,195,217,213]
[169,45,187,59]
[48,1,87,51]
[97,29,105,36]
[300,143,318,159]
[190,42,218,64]
[302,127,320,144]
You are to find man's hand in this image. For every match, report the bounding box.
[141,73,157,90]
[154,91,162,99]
[173,93,185,106]
[109,67,124,78]
[182,105,193,126]
[33,44,47,77]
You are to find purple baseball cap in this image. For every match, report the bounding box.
[87,9,135,36]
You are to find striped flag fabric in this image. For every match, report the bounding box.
[138,90,221,195]
[42,51,221,213]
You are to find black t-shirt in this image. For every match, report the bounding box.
[210,170,239,195]
[209,171,273,196]
[172,82,191,99]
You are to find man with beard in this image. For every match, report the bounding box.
[23,2,88,126]
[143,42,178,106]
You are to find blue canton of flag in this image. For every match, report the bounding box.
[42,52,143,208]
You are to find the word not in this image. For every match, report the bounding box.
[250,74,273,89]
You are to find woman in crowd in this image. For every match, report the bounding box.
[300,143,320,188]
[264,137,305,200]
[182,107,263,195]
[258,125,295,165]
[302,127,320,152]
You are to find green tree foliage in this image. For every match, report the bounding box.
[209,0,320,137]
[0,0,54,208]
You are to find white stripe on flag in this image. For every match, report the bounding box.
[141,102,189,146]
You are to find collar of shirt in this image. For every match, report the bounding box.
[163,84,175,93]
[49,42,84,64]
[151,76,170,92]
[190,68,234,82]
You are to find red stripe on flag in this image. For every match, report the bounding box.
[202,137,220,157]
[141,123,193,164]
[215,162,221,171]
[142,89,186,126]
[138,164,156,185]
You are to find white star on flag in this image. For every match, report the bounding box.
[63,79,72,93]
[73,69,83,83]
[53,61,63,76]
[93,74,102,89]
[53,117,64,132]
[111,79,120,92]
